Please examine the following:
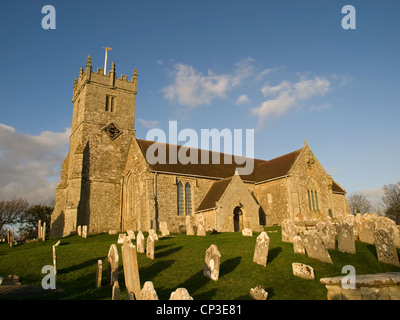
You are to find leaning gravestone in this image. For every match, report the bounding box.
[337,221,356,254]
[317,221,336,250]
[95,260,102,288]
[281,219,297,243]
[300,229,333,264]
[121,238,141,299]
[375,217,400,248]
[169,288,194,300]
[146,235,155,260]
[374,228,400,266]
[292,262,315,280]
[253,231,270,267]
[138,281,159,300]
[108,244,119,285]
[127,230,135,240]
[136,231,145,253]
[186,215,195,235]
[204,244,221,281]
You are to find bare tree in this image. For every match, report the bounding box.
[347,193,372,215]
[19,204,53,240]
[382,182,400,224]
[0,198,29,232]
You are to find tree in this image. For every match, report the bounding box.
[0,198,29,232]
[19,204,53,240]
[347,193,372,215]
[382,182,400,224]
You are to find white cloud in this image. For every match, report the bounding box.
[252,75,331,125]
[309,103,331,112]
[162,58,255,109]
[0,123,70,204]
[235,94,250,105]
[137,118,160,129]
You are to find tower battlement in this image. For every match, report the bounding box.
[73,55,138,102]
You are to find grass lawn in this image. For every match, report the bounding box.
[1,226,400,300]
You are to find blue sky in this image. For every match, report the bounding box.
[0,0,399,206]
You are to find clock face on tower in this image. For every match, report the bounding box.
[103,122,122,140]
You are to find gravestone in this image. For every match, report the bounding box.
[375,217,400,248]
[117,233,126,244]
[52,240,60,276]
[197,214,206,236]
[186,215,195,235]
[138,281,159,300]
[77,225,82,236]
[107,244,119,285]
[121,238,141,298]
[159,221,170,237]
[281,219,296,243]
[249,285,268,300]
[374,229,400,266]
[82,225,87,238]
[337,222,356,254]
[204,244,221,281]
[136,231,145,253]
[146,235,155,260]
[292,262,315,280]
[242,228,253,236]
[169,288,194,300]
[112,281,120,300]
[96,260,102,288]
[127,230,135,240]
[358,214,376,244]
[253,231,270,267]
[149,229,159,240]
[292,235,305,254]
[301,229,333,264]
[317,221,336,250]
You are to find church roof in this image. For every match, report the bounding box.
[135,139,301,183]
[195,177,233,212]
[135,139,346,193]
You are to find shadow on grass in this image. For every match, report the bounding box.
[220,257,241,278]
[367,244,378,259]
[268,247,282,263]
[58,257,106,275]
[140,259,175,280]
[156,246,183,258]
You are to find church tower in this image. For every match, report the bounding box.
[50,56,138,237]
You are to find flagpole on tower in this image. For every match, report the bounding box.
[102,47,112,75]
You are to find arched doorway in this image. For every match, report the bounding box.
[233,206,243,232]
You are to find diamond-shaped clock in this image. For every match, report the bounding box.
[103,122,122,140]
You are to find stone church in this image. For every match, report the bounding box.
[50,57,350,237]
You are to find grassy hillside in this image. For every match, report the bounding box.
[1,226,399,300]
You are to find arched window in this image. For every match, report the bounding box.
[307,179,320,212]
[185,182,192,215]
[177,182,184,216]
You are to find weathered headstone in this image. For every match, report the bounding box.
[52,240,60,276]
[242,228,253,237]
[117,233,126,244]
[197,214,206,236]
[186,215,195,235]
[42,222,46,241]
[96,259,102,288]
[292,235,305,254]
[77,225,82,236]
[121,238,141,298]
[159,221,170,237]
[169,288,194,300]
[136,231,145,253]
[146,235,155,260]
[358,214,376,244]
[249,285,268,300]
[353,213,363,240]
[138,281,159,300]
[204,244,221,281]
[149,229,159,240]
[82,225,87,238]
[300,229,333,264]
[281,219,297,243]
[317,221,336,250]
[292,262,315,280]
[374,229,400,266]
[337,222,356,254]
[253,231,270,267]
[127,230,135,240]
[112,281,120,300]
[375,217,400,248]
[108,244,119,285]
[38,220,42,239]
